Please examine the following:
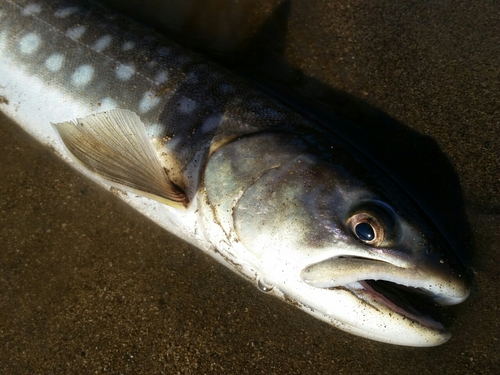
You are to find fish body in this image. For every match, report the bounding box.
[0,0,470,346]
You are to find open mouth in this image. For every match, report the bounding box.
[300,255,469,332]
[346,280,446,330]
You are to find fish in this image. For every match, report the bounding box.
[0,0,470,346]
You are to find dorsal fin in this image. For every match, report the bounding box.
[52,109,189,208]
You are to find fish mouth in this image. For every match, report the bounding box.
[345,280,446,330]
[300,255,469,331]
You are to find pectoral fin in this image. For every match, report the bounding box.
[52,109,189,208]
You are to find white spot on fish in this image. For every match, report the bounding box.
[98,97,118,111]
[19,33,41,55]
[92,35,112,52]
[71,64,94,87]
[177,97,197,114]
[146,123,163,138]
[0,30,8,50]
[45,53,64,72]
[116,63,135,81]
[66,26,86,40]
[154,71,168,84]
[156,47,170,56]
[22,4,43,16]
[55,6,79,18]
[200,113,222,133]
[165,136,180,150]
[122,41,135,51]
[139,91,160,113]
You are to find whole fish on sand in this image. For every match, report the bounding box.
[0,0,470,346]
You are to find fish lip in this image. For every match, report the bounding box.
[300,255,470,331]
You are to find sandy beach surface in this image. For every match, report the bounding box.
[1,0,498,373]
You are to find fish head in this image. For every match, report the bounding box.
[225,133,470,346]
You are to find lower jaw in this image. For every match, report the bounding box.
[348,280,446,331]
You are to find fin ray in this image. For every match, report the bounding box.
[53,109,188,207]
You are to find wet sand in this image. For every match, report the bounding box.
[1,0,498,373]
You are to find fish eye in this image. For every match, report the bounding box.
[346,212,386,246]
[355,222,375,241]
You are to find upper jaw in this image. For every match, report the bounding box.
[300,253,470,305]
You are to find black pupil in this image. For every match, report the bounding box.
[355,222,375,241]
